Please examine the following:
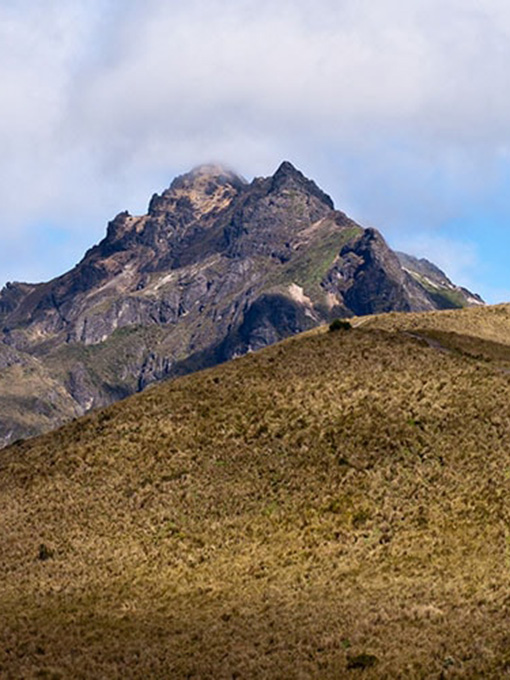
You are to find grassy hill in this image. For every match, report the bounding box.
[2,305,510,678]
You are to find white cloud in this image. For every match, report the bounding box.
[71,0,510,152]
[1,0,510,294]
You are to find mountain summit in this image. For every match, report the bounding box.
[0,162,482,446]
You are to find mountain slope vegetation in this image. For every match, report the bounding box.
[1,304,510,678]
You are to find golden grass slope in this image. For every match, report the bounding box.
[357,301,509,339]
[2,305,510,678]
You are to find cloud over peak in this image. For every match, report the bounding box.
[1,0,509,300]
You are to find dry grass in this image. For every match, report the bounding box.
[359,302,510,345]
[2,305,510,677]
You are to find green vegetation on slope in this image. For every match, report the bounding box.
[0,347,79,445]
[46,324,166,392]
[274,226,362,299]
[2,306,510,677]
[404,269,469,309]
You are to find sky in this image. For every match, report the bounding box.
[1,0,510,302]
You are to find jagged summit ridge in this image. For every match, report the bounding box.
[149,163,245,218]
[271,160,335,210]
[180,162,247,181]
[0,161,483,446]
[168,163,247,197]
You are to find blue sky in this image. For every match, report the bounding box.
[1,0,510,302]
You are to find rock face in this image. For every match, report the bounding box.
[0,162,483,446]
[396,252,484,310]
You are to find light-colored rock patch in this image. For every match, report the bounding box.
[288,283,313,307]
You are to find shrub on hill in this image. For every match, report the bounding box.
[329,318,352,332]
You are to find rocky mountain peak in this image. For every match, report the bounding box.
[273,160,302,179]
[148,164,246,218]
[0,161,484,448]
[181,163,245,183]
[270,160,335,210]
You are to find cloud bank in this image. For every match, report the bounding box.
[1,0,510,299]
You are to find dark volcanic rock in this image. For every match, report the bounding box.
[325,229,433,315]
[0,162,483,447]
[220,293,319,359]
[271,161,335,210]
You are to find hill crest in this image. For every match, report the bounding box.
[1,303,510,677]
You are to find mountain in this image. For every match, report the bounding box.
[1,303,510,678]
[397,251,484,310]
[0,162,482,446]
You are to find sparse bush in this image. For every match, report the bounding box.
[352,508,371,528]
[347,653,378,670]
[38,544,54,561]
[329,318,352,332]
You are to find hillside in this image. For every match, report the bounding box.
[1,304,510,678]
[0,162,482,447]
